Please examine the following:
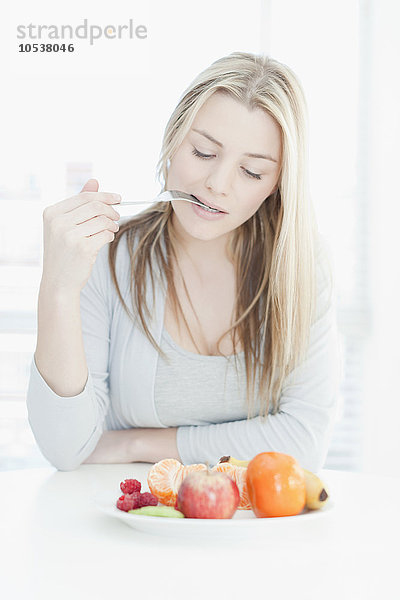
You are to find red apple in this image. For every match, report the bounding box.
[177,469,240,519]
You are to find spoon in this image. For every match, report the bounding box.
[119,190,219,212]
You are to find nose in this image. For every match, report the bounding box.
[204,160,232,198]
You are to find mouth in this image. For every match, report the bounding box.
[190,195,228,214]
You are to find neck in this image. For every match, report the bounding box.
[170,213,233,274]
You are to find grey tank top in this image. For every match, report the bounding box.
[154,327,261,427]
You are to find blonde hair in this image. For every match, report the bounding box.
[109,51,320,420]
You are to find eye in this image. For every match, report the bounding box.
[192,147,213,159]
[191,147,262,180]
[243,168,262,180]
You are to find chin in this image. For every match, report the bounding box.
[185,224,230,242]
[173,211,229,240]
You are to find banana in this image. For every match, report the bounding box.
[219,455,329,510]
[303,469,329,510]
[219,455,250,468]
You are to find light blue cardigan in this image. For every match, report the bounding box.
[27,222,343,471]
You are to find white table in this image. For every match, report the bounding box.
[0,464,398,600]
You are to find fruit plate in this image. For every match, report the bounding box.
[93,490,335,539]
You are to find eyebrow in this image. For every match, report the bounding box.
[191,128,278,163]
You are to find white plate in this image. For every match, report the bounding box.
[93,490,335,539]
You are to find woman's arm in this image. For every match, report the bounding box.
[83,427,181,464]
[35,283,89,397]
[27,242,113,471]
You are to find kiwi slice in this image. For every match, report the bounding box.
[128,505,185,518]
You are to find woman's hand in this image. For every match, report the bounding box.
[41,178,121,294]
[83,430,138,464]
[83,428,181,464]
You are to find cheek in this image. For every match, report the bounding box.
[237,195,266,220]
[168,154,189,186]
[170,146,210,182]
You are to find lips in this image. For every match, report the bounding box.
[192,195,228,214]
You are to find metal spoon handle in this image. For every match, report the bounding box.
[120,190,203,207]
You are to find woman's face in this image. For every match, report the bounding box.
[166,92,282,245]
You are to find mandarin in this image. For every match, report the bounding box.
[246,452,306,517]
[211,462,251,509]
[147,458,207,507]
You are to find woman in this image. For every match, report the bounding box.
[27,51,342,471]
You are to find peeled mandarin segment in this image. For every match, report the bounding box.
[234,466,251,510]
[182,463,208,476]
[147,458,184,507]
[172,467,185,498]
[147,460,208,507]
[211,463,251,510]
[211,463,236,477]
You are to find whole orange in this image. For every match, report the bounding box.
[246,452,306,517]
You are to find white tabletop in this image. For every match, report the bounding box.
[0,464,398,600]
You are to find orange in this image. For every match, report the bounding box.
[211,462,251,510]
[246,452,306,517]
[147,458,207,506]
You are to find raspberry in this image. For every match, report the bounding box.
[116,492,141,512]
[139,492,158,507]
[120,479,141,494]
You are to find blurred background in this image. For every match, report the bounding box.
[0,0,399,476]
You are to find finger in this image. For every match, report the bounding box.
[44,185,121,222]
[80,178,99,193]
[62,192,122,215]
[86,229,116,251]
[75,215,119,238]
[68,200,120,226]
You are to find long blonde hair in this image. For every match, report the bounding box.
[109,51,320,421]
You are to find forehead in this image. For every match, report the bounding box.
[191,92,281,158]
